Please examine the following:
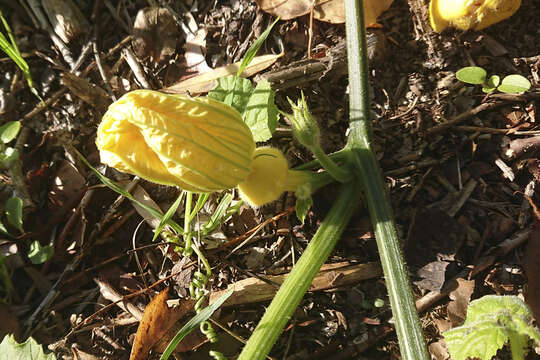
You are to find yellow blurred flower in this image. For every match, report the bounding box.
[429,0,521,32]
[96,90,255,192]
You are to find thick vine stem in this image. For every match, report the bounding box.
[344,0,429,359]
[237,184,360,359]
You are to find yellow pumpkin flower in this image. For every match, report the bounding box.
[96,90,255,192]
[429,0,521,32]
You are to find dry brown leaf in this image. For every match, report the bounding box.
[255,0,393,25]
[132,7,180,64]
[447,278,475,326]
[129,289,195,360]
[164,53,283,95]
[61,72,110,111]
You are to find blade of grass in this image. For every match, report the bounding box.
[76,150,184,235]
[236,17,279,77]
[152,191,185,242]
[160,289,233,360]
[0,11,41,101]
[343,0,428,359]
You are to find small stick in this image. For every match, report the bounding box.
[123,48,151,89]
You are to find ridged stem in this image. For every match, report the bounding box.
[344,0,429,359]
[237,184,360,359]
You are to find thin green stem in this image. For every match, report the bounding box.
[238,184,360,359]
[344,0,428,359]
[310,146,351,183]
[183,191,193,256]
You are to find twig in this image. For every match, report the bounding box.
[123,48,151,89]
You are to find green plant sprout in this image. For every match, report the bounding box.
[0,11,42,102]
[444,295,540,360]
[456,66,531,94]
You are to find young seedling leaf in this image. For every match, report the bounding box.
[0,147,18,169]
[160,290,233,360]
[443,295,540,360]
[0,334,56,360]
[152,192,185,242]
[188,193,210,224]
[295,196,313,224]
[28,240,53,265]
[208,75,254,113]
[0,220,8,235]
[497,75,531,94]
[456,66,487,85]
[482,75,500,93]
[0,121,20,143]
[237,17,279,77]
[243,80,278,142]
[5,197,23,233]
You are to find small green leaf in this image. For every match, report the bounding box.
[160,290,233,360]
[242,80,278,142]
[0,335,56,360]
[0,148,19,168]
[0,121,20,144]
[443,295,540,360]
[482,75,500,93]
[0,220,8,235]
[28,240,53,264]
[5,197,23,233]
[295,196,313,224]
[497,75,531,93]
[237,17,279,77]
[456,66,487,85]
[208,75,254,113]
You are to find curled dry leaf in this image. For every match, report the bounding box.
[42,0,89,44]
[164,53,283,95]
[255,0,393,25]
[447,278,475,326]
[129,289,196,360]
[132,7,181,64]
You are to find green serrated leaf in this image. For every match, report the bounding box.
[237,18,279,77]
[456,66,487,85]
[28,240,53,265]
[208,75,254,113]
[242,80,278,142]
[497,75,531,94]
[0,335,56,360]
[0,121,21,144]
[295,196,312,224]
[444,295,540,360]
[482,75,500,93]
[5,197,23,233]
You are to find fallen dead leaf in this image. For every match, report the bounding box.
[129,289,195,360]
[255,0,393,25]
[447,278,475,326]
[164,53,283,95]
[48,160,86,209]
[184,28,212,75]
[132,7,181,64]
[61,72,110,111]
[429,340,450,360]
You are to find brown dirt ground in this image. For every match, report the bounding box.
[0,0,539,359]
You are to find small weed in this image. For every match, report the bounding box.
[456,66,531,94]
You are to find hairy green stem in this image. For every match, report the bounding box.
[310,146,351,182]
[238,184,360,359]
[344,0,428,359]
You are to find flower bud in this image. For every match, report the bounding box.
[285,93,321,151]
[96,90,255,192]
[238,147,311,206]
